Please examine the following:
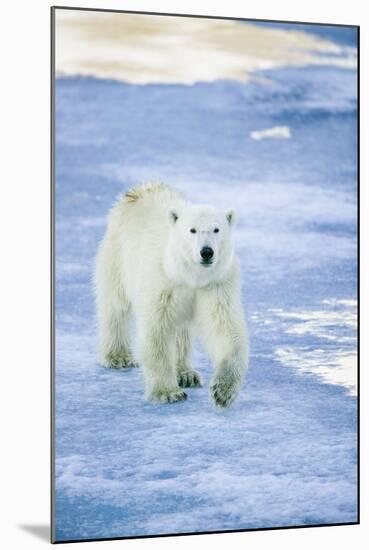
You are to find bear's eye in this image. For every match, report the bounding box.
[190,228,197,234]
[214,228,219,233]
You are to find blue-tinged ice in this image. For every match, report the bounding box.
[54,28,357,541]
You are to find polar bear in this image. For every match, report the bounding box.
[95,182,248,408]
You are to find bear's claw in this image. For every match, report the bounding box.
[178,370,202,388]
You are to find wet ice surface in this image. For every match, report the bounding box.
[54,47,357,539]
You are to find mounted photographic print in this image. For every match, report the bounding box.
[51,6,359,543]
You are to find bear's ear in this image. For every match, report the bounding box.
[168,208,179,225]
[225,209,236,227]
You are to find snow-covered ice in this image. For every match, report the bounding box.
[55,11,356,84]
[54,19,358,541]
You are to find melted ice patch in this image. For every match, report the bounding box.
[250,126,291,140]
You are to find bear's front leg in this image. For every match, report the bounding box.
[210,354,244,408]
[196,270,248,409]
[138,303,187,404]
[176,326,202,388]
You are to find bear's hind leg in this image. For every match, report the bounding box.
[98,296,137,370]
[95,234,137,370]
[176,326,202,388]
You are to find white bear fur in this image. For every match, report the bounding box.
[94,182,248,408]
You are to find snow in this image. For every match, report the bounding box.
[253,299,357,395]
[250,126,291,140]
[54,21,358,542]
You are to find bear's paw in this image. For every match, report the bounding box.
[177,369,202,388]
[150,388,188,404]
[103,352,139,370]
[210,370,240,409]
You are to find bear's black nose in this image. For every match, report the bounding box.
[200,246,214,262]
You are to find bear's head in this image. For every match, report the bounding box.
[164,203,236,288]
